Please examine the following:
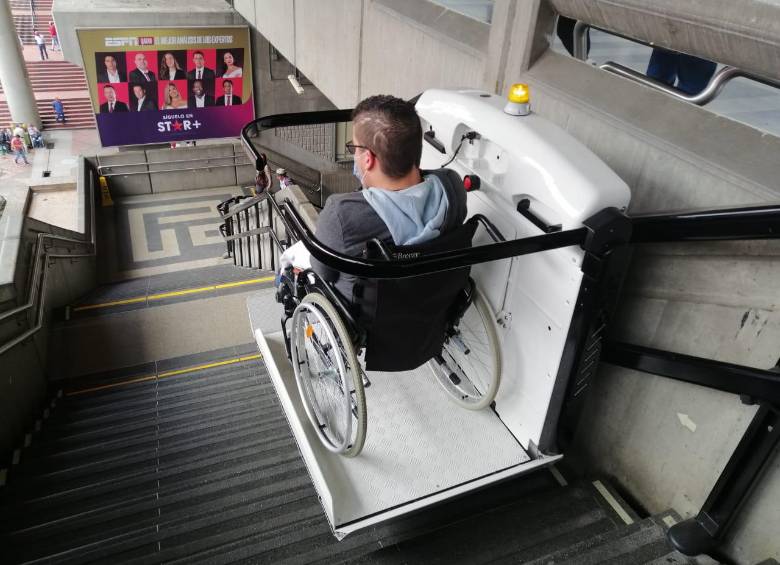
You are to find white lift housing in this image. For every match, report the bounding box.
[249,88,631,539]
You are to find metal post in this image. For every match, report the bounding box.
[255,203,262,270]
[667,404,780,557]
[572,21,589,61]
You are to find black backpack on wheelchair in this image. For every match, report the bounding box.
[351,185,479,372]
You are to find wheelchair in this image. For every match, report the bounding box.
[275,215,502,458]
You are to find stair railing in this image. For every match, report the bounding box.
[217,194,274,271]
[0,158,97,356]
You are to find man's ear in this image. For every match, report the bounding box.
[364,149,377,171]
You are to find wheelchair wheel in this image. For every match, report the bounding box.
[434,286,501,410]
[290,292,367,457]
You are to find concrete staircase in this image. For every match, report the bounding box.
[9,0,54,12]
[0,97,95,130]
[0,61,88,93]
[0,260,694,563]
[12,13,50,45]
[0,345,694,563]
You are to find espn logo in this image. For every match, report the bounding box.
[104,36,155,47]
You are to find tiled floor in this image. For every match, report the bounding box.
[103,186,250,281]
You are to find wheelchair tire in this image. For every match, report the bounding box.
[290,292,367,457]
[434,286,501,410]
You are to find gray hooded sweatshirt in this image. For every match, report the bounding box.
[311,169,467,303]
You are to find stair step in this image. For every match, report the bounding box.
[520,517,682,565]
[1,436,301,535]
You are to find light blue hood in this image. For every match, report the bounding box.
[361,174,449,246]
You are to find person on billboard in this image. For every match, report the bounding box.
[218,51,242,78]
[132,84,157,111]
[159,52,187,81]
[97,54,126,83]
[100,85,128,113]
[189,80,214,108]
[129,53,156,83]
[187,51,215,81]
[163,83,188,109]
[219,80,241,106]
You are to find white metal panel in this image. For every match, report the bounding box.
[416,88,631,231]
[416,89,630,449]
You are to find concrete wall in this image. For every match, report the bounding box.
[233,0,494,108]
[95,142,254,197]
[0,211,96,462]
[54,0,244,69]
[550,0,780,83]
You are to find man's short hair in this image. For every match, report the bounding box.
[103,85,115,91]
[352,95,422,179]
[193,50,204,58]
[222,79,233,87]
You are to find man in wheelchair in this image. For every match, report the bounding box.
[280,95,477,369]
[275,95,501,456]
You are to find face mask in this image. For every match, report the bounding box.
[353,159,366,186]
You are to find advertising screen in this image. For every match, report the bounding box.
[77,26,254,147]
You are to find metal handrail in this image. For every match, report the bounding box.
[221,194,264,220]
[600,62,780,106]
[99,161,253,178]
[241,109,353,171]
[0,160,97,355]
[97,154,250,172]
[570,22,780,105]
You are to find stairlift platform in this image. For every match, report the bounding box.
[248,295,560,538]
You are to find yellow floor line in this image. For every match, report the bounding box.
[72,277,275,312]
[65,353,263,396]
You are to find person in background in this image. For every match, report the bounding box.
[28,125,44,148]
[13,123,25,138]
[49,21,59,51]
[21,124,32,149]
[219,51,242,78]
[275,168,294,189]
[0,128,11,154]
[11,135,30,165]
[253,153,272,195]
[34,31,48,60]
[52,98,66,122]
[646,48,717,95]
[159,52,186,81]
[97,54,126,83]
